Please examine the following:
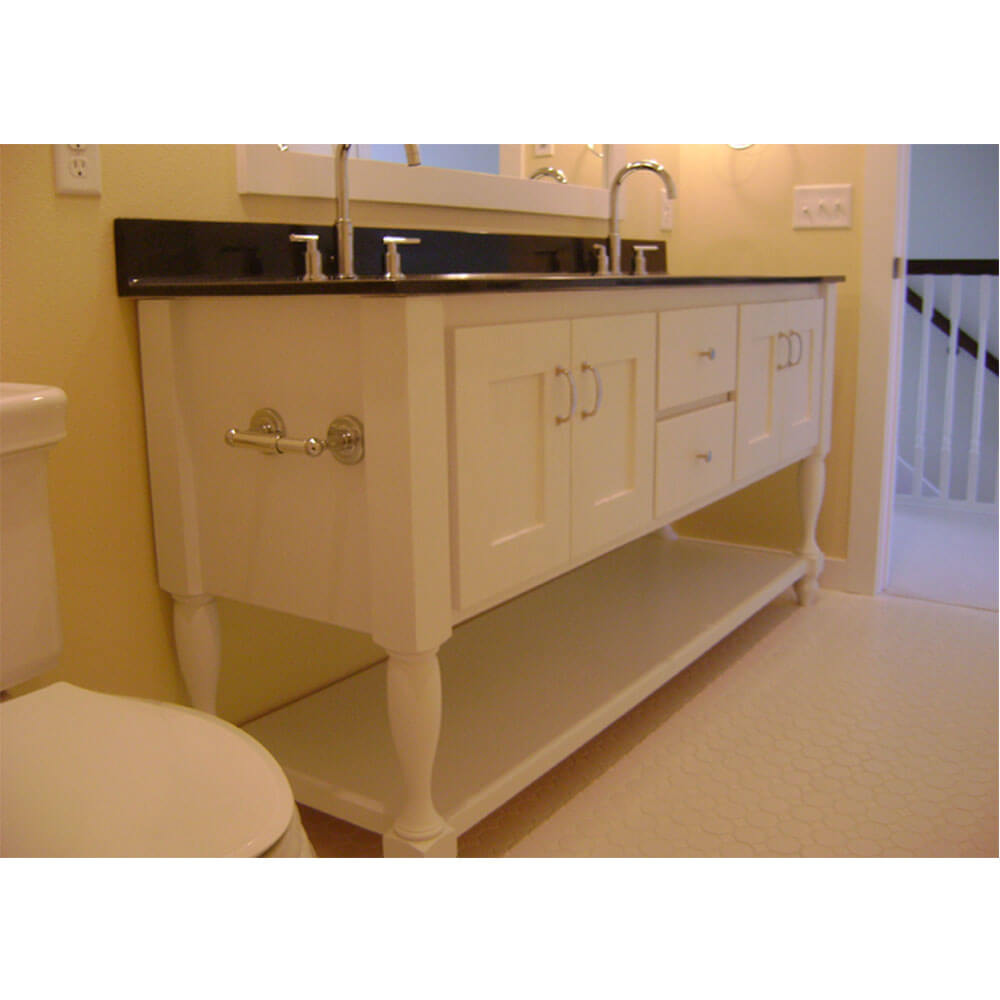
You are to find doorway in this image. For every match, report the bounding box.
[886,145,999,611]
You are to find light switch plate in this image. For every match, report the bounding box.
[793,184,852,229]
[533,144,554,157]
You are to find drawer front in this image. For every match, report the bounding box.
[654,401,735,519]
[657,306,738,410]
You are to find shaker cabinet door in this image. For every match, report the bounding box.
[734,302,784,480]
[570,313,656,557]
[452,319,573,610]
[734,299,824,482]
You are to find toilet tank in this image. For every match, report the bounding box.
[0,384,67,689]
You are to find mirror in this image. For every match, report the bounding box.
[236,145,624,220]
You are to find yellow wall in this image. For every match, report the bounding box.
[0,143,864,723]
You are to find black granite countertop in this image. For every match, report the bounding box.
[115,219,844,298]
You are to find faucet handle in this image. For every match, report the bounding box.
[592,243,610,276]
[383,235,421,279]
[632,244,659,277]
[289,233,328,281]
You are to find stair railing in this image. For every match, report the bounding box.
[902,259,998,509]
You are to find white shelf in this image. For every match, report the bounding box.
[244,532,806,837]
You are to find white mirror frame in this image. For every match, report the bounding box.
[235,145,625,220]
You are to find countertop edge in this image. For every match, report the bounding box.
[120,274,845,299]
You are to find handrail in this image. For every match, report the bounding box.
[904,259,998,375]
[906,258,998,276]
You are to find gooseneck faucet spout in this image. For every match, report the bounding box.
[608,159,677,275]
[333,144,422,278]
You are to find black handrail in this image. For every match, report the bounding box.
[906,258,998,276]
[905,259,998,375]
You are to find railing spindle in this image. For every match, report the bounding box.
[938,274,962,500]
[913,275,934,498]
[965,275,990,503]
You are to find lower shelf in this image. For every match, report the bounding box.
[244,531,807,837]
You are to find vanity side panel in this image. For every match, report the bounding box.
[145,296,372,630]
[137,299,205,597]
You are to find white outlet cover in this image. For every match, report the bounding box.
[53,144,102,196]
[533,144,554,157]
[793,183,852,229]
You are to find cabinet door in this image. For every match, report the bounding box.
[453,319,572,610]
[734,301,784,480]
[780,298,824,459]
[570,313,656,556]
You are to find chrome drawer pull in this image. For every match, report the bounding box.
[555,367,577,424]
[225,408,364,464]
[580,362,603,419]
[698,347,717,361]
[696,450,713,463]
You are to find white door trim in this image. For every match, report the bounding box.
[826,144,911,595]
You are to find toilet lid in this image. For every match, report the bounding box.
[0,683,294,857]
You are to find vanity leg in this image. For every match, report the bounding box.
[794,453,826,606]
[382,648,457,858]
[171,593,222,714]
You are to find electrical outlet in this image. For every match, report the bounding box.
[533,144,554,157]
[661,191,674,231]
[793,184,851,229]
[53,144,102,195]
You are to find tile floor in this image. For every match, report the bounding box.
[299,587,998,858]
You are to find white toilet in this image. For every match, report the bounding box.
[0,383,314,857]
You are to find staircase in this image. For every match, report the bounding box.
[896,259,998,511]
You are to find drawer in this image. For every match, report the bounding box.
[655,401,735,519]
[657,306,738,410]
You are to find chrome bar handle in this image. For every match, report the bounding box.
[580,362,603,419]
[776,332,791,370]
[788,330,803,367]
[555,367,577,424]
[225,408,364,464]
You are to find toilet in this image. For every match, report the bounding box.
[0,383,314,857]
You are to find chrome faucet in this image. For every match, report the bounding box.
[332,144,422,278]
[530,166,567,183]
[608,159,677,275]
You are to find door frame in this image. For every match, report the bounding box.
[827,144,911,595]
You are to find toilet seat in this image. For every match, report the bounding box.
[1,683,297,857]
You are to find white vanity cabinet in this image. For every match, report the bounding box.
[134,278,837,858]
[451,313,655,612]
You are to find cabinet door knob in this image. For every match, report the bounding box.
[696,450,713,463]
[580,362,603,418]
[698,347,717,361]
[555,367,577,424]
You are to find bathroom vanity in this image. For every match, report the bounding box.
[122,222,839,857]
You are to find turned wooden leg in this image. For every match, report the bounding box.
[794,453,826,606]
[171,594,221,714]
[382,648,456,858]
